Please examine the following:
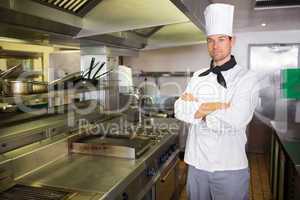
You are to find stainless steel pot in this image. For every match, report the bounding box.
[32,82,48,93]
[2,80,33,96]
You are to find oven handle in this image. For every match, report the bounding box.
[160,157,179,183]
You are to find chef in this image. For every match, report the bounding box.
[174,3,259,200]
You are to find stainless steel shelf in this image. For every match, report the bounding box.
[133,71,194,77]
[0,111,120,154]
[18,129,179,199]
[0,87,112,106]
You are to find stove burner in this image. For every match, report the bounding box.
[0,185,70,200]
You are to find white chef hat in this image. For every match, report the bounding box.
[204,3,235,36]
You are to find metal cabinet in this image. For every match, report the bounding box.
[270,134,280,200]
[155,159,179,200]
[270,132,287,200]
[269,132,275,190]
[269,131,299,200]
[278,149,286,200]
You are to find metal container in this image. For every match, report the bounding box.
[32,82,48,93]
[2,80,33,96]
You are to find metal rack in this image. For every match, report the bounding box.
[0,109,119,154]
[0,84,117,154]
[133,71,194,78]
[0,86,112,109]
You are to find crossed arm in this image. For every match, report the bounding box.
[175,74,259,130]
[180,93,230,119]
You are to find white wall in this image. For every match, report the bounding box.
[234,30,300,69]
[125,29,300,72]
[124,44,211,96]
[125,29,300,96]
[124,44,211,73]
[133,76,190,96]
[49,51,80,80]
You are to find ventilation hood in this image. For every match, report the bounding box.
[169,0,210,32]
[3,0,300,51]
[0,0,204,50]
[0,0,148,49]
[32,0,103,17]
[255,0,300,10]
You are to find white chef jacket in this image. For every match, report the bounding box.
[174,64,259,172]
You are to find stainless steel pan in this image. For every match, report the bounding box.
[2,80,33,96]
[2,80,48,96]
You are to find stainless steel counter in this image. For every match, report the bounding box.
[19,154,134,199]
[0,111,120,154]
[255,111,300,174]
[16,124,179,200]
[269,128,300,174]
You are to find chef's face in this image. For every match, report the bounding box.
[207,34,235,63]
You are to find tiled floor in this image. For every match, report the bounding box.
[179,153,272,200]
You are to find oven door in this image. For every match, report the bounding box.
[155,158,179,200]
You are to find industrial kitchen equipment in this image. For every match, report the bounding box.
[70,134,152,159]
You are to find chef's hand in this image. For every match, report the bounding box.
[180,93,198,102]
[194,102,230,119]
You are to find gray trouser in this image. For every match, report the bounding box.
[187,165,250,200]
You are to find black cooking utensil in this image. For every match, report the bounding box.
[94,68,114,79]
[92,62,105,79]
[83,61,100,79]
[87,57,95,79]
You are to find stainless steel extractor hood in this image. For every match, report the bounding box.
[0,0,151,49]
[32,0,103,17]
[169,0,210,32]
[0,0,83,46]
[0,0,205,50]
[255,0,300,10]
[0,0,170,49]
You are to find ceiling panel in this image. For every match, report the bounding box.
[172,0,300,34]
[213,0,300,32]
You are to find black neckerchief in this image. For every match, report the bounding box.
[198,55,237,88]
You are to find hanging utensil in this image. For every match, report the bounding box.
[83,61,100,79]
[0,64,23,79]
[94,68,114,79]
[92,62,106,79]
[87,57,95,79]
[49,71,81,86]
